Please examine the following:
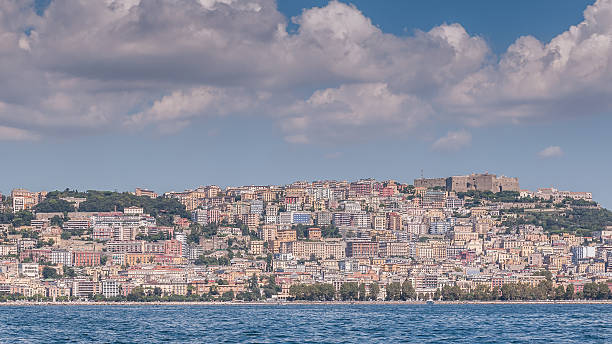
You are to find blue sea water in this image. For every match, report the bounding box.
[0,304,610,343]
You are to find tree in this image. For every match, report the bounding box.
[11,211,34,227]
[247,273,261,300]
[369,283,380,300]
[386,282,402,301]
[220,291,235,301]
[265,253,273,272]
[34,199,75,213]
[50,215,64,227]
[339,282,359,301]
[63,266,76,278]
[289,283,335,301]
[358,283,367,301]
[263,276,281,298]
[564,284,575,300]
[42,266,59,279]
[401,280,415,300]
[127,287,146,301]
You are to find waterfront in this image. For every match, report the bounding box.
[0,304,610,343]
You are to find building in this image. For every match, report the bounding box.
[446,173,519,193]
[19,263,39,278]
[573,246,596,262]
[308,228,322,241]
[249,240,264,256]
[50,250,72,266]
[72,251,101,267]
[291,212,312,225]
[11,189,47,212]
[135,188,158,198]
[124,206,144,215]
[73,279,98,298]
[100,279,120,298]
[346,240,378,258]
[414,178,447,189]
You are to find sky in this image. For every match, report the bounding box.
[1,0,611,206]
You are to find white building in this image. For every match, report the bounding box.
[100,279,119,298]
[19,263,39,278]
[124,206,144,215]
[51,250,72,266]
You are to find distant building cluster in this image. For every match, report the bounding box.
[0,173,610,302]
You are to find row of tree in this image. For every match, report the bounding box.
[290,280,612,301]
[436,281,612,301]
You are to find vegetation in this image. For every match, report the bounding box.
[194,255,230,266]
[262,276,281,298]
[385,280,416,301]
[0,210,34,227]
[37,189,188,219]
[434,281,611,301]
[187,223,218,244]
[33,198,75,213]
[457,191,525,203]
[338,282,360,301]
[503,207,612,236]
[135,231,171,242]
[42,266,60,279]
[289,283,336,301]
[292,224,341,239]
[235,274,262,301]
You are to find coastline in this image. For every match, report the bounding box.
[1,300,611,306]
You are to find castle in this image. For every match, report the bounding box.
[414,173,519,193]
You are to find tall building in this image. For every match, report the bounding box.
[11,189,47,213]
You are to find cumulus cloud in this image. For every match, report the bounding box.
[282,83,432,142]
[538,146,564,158]
[442,0,612,124]
[0,125,39,141]
[0,0,611,143]
[431,130,472,152]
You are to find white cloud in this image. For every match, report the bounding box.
[0,0,611,142]
[442,0,612,125]
[0,125,39,141]
[431,130,472,152]
[282,83,432,142]
[538,146,564,158]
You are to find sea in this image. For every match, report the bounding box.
[0,304,610,343]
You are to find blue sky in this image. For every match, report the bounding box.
[1,0,611,207]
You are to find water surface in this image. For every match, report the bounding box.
[0,304,610,343]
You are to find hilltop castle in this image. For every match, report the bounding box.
[414,173,519,193]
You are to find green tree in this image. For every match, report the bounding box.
[339,282,359,301]
[34,199,75,213]
[358,283,367,301]
[42,266,59,279]
[220,291,235,301]
[369,283,380,300]
[63,266,76,277]
[50,215,65,227]
[564,284,575,300]
[401,280,415,300]
[11,211,34,227]
[386,282,402,301]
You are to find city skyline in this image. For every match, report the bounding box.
[1,0,612,207]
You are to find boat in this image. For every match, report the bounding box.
[426,299,435,305]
